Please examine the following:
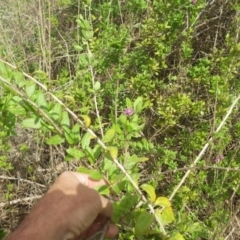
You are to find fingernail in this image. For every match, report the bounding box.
[77,174,89,186]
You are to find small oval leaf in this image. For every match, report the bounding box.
[140,184,156,203]
[46,135,64,145]
[66,148,85,160]
[156,207,175,226]
[155,197,171,207]
[107,146,118,159]
[102,128,115,143]
[22,118,42,129]
[94,81,101,91]
[169,232,185,240]
[81,115,91,128]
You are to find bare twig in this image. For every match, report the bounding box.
[86,43,104,137]
[0,195,42,208]
[0,175,46,188]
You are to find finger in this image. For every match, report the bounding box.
[105,223,119,238]
[71,172,107,189]
[99,195,113,218]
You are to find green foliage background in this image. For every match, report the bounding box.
[1,0,240,239]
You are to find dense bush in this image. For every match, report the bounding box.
[1,0,240,239]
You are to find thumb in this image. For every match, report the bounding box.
[71,172,107,189]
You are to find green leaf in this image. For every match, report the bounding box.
[119,114,127,124]
[22,118,42,129]
[61,111,70,127]
[0,63,13,80]
[66,148,85,160]
[156,207,175,226]
[25,82,36,97]
[46,135,64,145]
[71,124,81,143]
[125,155,149,169]
[169,232,185,240]
[50,103,62,121]
[155,197,171,207]
[93,144,101,159]
[93,81,101,91]
[8,103,26,116]
[90,171,102,181]
[126,97,132,108]
[133,97,143,113]
[0,229,6,240]
[77,167,102,181]
[81,115,91,127]
[77,167,92,175]
[94,185,110,195]
[140,184,156,203]
[135,211,154,236]
[36,91,48,109]
[107,146,118,159]
[113,193,139,222]
[83,30,94,40]
[14,72,26,88]
[64,95,76,105]
[63,126,74,145]
[81,132,91,149]
[102,128,115,143]
[74,44,83,51]
[79,53,88,67]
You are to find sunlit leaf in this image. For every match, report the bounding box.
[156,207,175,226]
[81,132,91,149]
[155,197,172,207]
[22,118,42,129]
[81,115,91,128]
[169,232,185,240]
[107,146,118,159]
[102,128,115,143]
[140,184,156,203]
[133,96,143,113]
[50,103,62,121]
[8,104,26,116]
[36,91,47,108]
[61,111,70,127]
[135,211,154,235]
[90,171,102,181]
[66,148,85,160]
[94,81,101,91]
[77,167,92,175]
[25,82,36,97]
[64,95,76,105]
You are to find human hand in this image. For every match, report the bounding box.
[5,171,118,240]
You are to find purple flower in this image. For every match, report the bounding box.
[214,155,224,163]
[192,0,197,4]
[123,108,134,116]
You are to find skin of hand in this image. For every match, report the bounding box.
[5,171,118,240]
